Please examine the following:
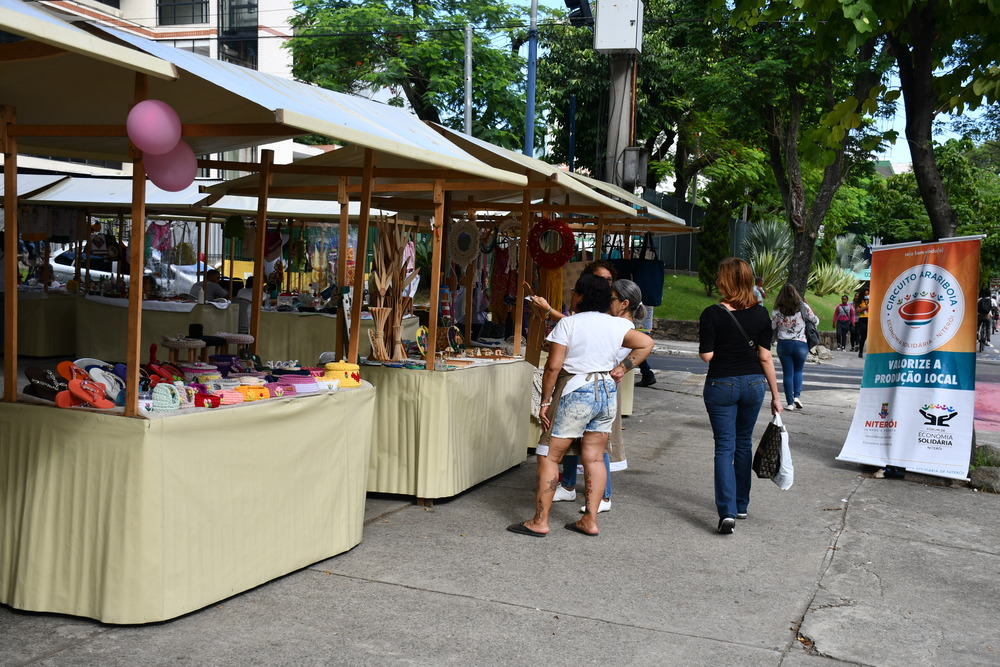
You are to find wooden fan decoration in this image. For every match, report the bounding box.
[367,215,418,361]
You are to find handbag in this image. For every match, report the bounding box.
[630,232,665,306]
[752,413,784,479]
[801,303,820,349]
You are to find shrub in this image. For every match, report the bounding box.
[809,261,861,296]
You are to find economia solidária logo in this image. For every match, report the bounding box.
[882,264,964,354]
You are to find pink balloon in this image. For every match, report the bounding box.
[144,141,197,192]
[127,100,182,155]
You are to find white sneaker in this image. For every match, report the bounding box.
[786,403,796,410]
[580,499,611,513]
[793,397,804,409]
[553,486,577,502]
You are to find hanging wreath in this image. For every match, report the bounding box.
[528,218,575,270]
[448,218,480,267]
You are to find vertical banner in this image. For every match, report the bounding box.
[837,237,982,479]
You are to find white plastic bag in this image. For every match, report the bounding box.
[771,414,793,490]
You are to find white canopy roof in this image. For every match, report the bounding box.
[0,173,67,198]
[21,177,216,210]
[0,0,176,80]
[205,196,393,221]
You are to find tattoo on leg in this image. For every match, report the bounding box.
[545,477,560,493]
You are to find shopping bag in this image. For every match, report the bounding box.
[752,413,784,479]
[771,424,794,490]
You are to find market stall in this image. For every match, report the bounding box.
[0,387,375,624]
[0,3,524,624]
[17,289,77,356]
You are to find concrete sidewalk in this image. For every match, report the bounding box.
[4,345,1000,666]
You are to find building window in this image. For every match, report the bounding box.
[157,0,209,26]
[93,0,121,9]
[164,39,211,57]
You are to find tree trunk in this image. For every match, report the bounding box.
[889,7,957,240]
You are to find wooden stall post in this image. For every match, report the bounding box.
[124,75,149,416]
[335,176,350,357]
[513,179,532,358]
[2,105,19,401]
[425,179,446,369]
[596,214,606,261]
[250,149,274,353]
[347,149,376,363]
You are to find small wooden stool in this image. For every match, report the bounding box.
[161,336,206,363]
[215,332,255,356]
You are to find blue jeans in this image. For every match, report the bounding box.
[561,453,612,499]
[776,339,808,405]
[703,374,766,519]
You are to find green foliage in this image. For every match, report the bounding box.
[750,250,790,296]
[654,272,843,325]
[742,218,791,261]
[287,0,535,149]
[696,199,733,297]
[833,233,868,274]
[808,261,861,297]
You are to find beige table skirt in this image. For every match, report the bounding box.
[364,361,533,498]
[0,386,375,624]
[75,298,238,361]
[17,293,77,357]
[256,311,418,364]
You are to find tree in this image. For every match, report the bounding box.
[287,0,536,149]
[704,14,892,294]
[727,0,1000,240]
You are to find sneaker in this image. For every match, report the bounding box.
[786,403,796,410]
[793,397,804,409]
[553,486,577,502]
[718,517,736,534]
[580,499,611,513]
[736,512,748,520]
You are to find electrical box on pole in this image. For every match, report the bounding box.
[594,0,643,54]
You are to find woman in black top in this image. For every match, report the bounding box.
[698,258,782,535]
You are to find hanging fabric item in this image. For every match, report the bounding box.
[264,224,284,262]
[149,220,172,251]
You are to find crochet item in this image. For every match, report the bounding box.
[264,382,293,398]
[161,336,206,349]
[324,361,361,388]
[175,383,197,409]
[214,332,255,345]
[151,383,181,411]
[216,389,244,405]
[195,393,221,408]
[278,375,318,394]
[237,376,267,386]
[235,385,269,401]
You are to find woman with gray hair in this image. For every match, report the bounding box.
[550,279,653,515]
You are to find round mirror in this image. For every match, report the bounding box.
[456,231,473,253]
[539,229,563,254]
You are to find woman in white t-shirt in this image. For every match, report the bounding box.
[508,273,653,538]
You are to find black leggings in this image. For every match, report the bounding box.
[856,318,868,355]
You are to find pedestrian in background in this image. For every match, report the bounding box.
[832,294,856,351]
[771,284,818,410]
[753,276,766,305]
[698,258,782,535]
[855,287,870,358]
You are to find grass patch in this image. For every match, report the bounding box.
[654,272,843,327]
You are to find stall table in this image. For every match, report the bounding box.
[364,360,533,499]
[76,296,237,361]
[16,290,77,356]
[257,310,418,363]
[0,386,375,624]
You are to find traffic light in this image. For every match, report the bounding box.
[564,0,594,27]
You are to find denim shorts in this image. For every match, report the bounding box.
[551,379,617,438]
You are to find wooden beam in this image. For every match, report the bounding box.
[2,106,18,402]
[0,41,66,62]
[335,177,349,358]
[124,75,147,417]
[250,150,274,354]
[9,123,295,138]
[513,178,532,358]
[426,180,445,370]
[347,149,376,364]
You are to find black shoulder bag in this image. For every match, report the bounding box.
[717,304,759,359]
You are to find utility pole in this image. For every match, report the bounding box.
[524,0,538,156]
[465,25,473,135]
